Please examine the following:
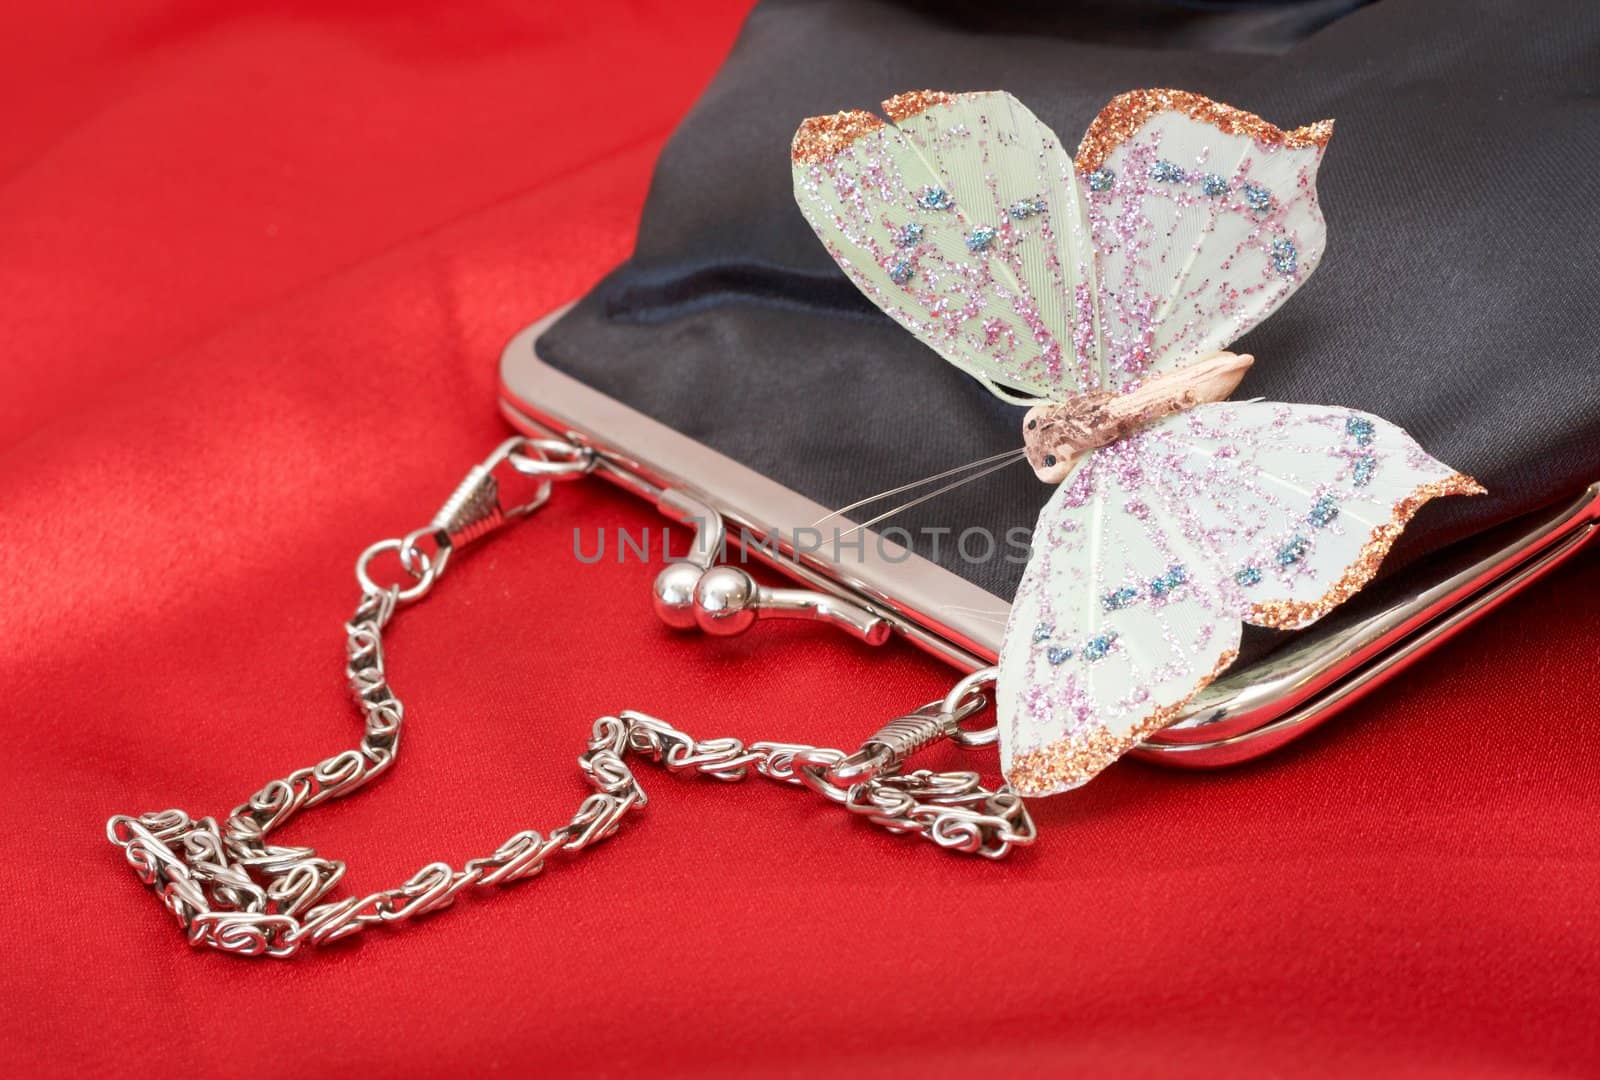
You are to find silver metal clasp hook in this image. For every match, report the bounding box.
[826,668,998,786]
[791,668,999,808]
[422,435,594,561]
[356,436,594,603]
[438,436,593,547]
[650,489,891,645]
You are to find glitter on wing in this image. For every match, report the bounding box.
[790,91,1097,401]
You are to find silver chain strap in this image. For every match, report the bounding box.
[106,436,1036,958]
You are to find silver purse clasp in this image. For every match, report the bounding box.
[650,489,891,644]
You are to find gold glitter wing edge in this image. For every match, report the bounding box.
[882,89,954,122]
[792,88,1334,172]
[787,90,960,164]
[1075,88,1334,173]
[791,91,961,163]
[1246,473,1487,630]
[791,109,888,164]
[1004,650,1240,797]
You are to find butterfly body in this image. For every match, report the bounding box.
[1022,350,1254,483]
[792,88,1483,795]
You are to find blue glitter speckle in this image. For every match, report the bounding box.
[1087,169,1114,193]
[1101,586,1139,612]
[966,225,997,252]
[1346,415,1375,447]
[1148,160,1186,183]
[1277,535,1310,567]
[1032,622,1053,643]
[1008,198,1045,219]
[897,222,924,248]
[1235,566,1263,587]
[1243,184,1273,212]
[1201,173,1229,197]
[1270,238,1297,276]
[1148,564,1189,599]
[888,259,915,286]
[1308,495,1339,528]
[1353,455,1376,487]
[1082,632,1119,663]
[917,186,954,211]
[1046,646,1071,666]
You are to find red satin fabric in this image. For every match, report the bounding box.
[3,4,1597,1076]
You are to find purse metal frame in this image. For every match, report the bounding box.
[500,305,1599,767]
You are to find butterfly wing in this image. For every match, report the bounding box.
[1075,89,1333,389]
[794,89,1334,399]
[1140,400,1486,631]
[998,446,1242,797]
[791,92,1099,403]
[793,90,1480,793]
[998,402,1482,796]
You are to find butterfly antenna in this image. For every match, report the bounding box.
[813,447,1026,528]
[835,452,1029,540]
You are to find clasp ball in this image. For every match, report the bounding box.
[693,566,759,636]
[652,562,704,629]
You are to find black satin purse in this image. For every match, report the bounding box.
[502,0,1600,765]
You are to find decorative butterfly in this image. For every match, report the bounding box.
[791,88,1484,796]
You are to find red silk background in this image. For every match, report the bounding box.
[2,3,1597,1076]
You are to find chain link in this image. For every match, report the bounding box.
[106,436,1035,957]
